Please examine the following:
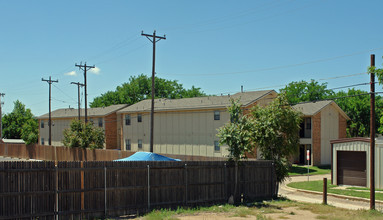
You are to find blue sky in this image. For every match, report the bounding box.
[1,0,383,116]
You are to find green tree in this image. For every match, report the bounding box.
[63,120,105,149]
[217,99,254,203]
[2,100,38,144]
[331,89,383,137]
[90,74,206,107]
[249,94,302,184]
[21,118,39,145]
[370,60,383,135]
[280,80,334,104]
[217,99,254,162]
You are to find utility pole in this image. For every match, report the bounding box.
[75,62,95,123]
[370,54,375,210]
[141,30,166,153]
[0,93,4,139]
[71,82,84,120]
[42,76,58,146]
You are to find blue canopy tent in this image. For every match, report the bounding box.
[115,152,181,161]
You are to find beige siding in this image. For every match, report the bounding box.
[375,143,383,189]
[122,109,230,157]
[39,117,106,148]
[321,105,339,165]
[332,141,368,185]
[332,141,383,189]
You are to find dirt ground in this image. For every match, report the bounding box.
[176,206,319,220]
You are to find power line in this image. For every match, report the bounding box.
[75,62,95,123]
[141,30,166,153]
[215,72,368,96]
[160,45,383,77]
[71,82,85,120]
[42,76,58,146]
[329,82,373,91]
[53,84,77,103]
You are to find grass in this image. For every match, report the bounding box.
[347,186,383,192]
[289,164,331,176]
[288,180,383,201]
[138,198,383,220]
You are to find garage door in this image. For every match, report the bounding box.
[337,151,366,187]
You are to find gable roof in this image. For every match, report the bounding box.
[292,100,350,120]
[118,90,276,113]
[38,104,128,119]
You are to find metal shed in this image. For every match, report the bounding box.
[331,138,383,189]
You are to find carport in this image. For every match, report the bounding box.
[331,138,383,189]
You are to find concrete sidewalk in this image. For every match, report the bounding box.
[279,174,383,211]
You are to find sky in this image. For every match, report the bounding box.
[1,0,383,116]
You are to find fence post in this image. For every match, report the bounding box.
[184,163,188,205]
[147,164,150,210]
[271,162,275,198]
[224,163,227,201]
[80,161,84,218]
[104,166,107,217]
[55,165,59,220]
[323,178,327,205]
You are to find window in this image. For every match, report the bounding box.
[125,115,131,125]
[138,139,142,149]
[126,139,131,150]
[40,121,44,128]
[306,118,311,130]
[98,118,103,127]
[214,111,220,120]
[89,118,94,125]
[137,114,142,123]
[41,138,44,145]
[214,141,220,152]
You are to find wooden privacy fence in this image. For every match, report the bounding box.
[0,160,276,219]
[0,143,226,162]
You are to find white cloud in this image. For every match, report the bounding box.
[64,71,77,76]
[90,67,101,75]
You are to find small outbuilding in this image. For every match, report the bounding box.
[331,138,383,189]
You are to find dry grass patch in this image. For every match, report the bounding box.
[138,198,383,220]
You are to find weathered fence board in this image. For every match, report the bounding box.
[0,160,276,219]
[0,161,56,219]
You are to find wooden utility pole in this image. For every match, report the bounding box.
[370,54,375,210]
[71,82,84,120]
[75,63,95,123]
[42,76,58,146]
[141,30,166,153]
[0,93,4,139]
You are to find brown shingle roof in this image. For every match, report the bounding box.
[293,100,350,120]
[38,104,128,119]
[118,90,276,113]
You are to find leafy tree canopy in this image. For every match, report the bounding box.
[369,59,383,135]
[250,94,302,183]
[217,99,254,162]
[63,120,105,149]
[2,100,38,144]
[331,89,383,137]
[280,80,334,104]
[90,74,206,107]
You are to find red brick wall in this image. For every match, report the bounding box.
[105,113,118,149]
[312,113,321,166]
[338,113,347,138]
